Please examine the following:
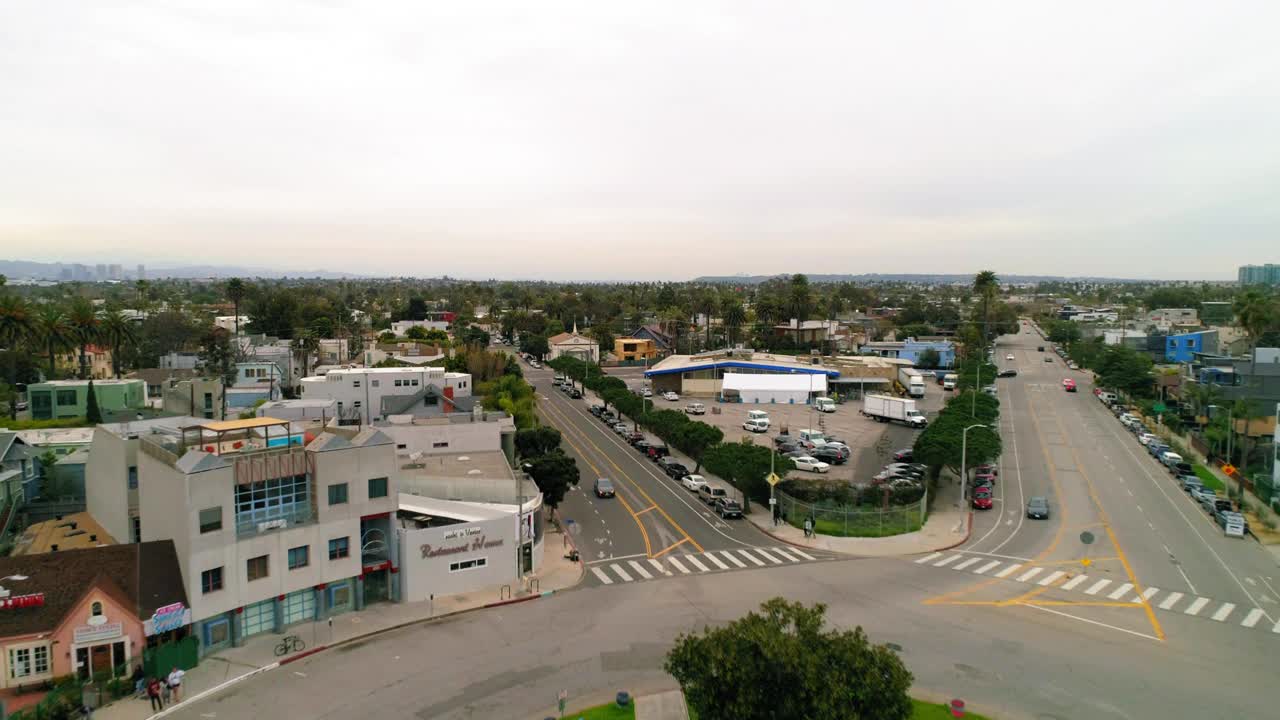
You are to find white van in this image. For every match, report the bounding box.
[746,410,770,427]
[798,429,827,447]
[743,418,770,433]
[814,397,836,413]
[942,374,958,390]
[1097,392,1118,405]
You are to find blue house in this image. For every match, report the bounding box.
[1165,330,1218,364]
[860,338,956,368]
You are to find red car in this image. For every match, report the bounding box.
[1064,379,1077,392]
[971,489,994,510]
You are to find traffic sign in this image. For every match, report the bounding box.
[1222,464,1237,476]
[1152,402,1167,413]
[766,472,782,487]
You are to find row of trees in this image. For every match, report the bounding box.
[514,426,580,509]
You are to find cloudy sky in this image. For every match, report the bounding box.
[2,1,1277,280]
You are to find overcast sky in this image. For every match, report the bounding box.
[2,1,1277,281]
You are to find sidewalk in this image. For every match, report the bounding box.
[747,471,970,557]
[95,525,584,720]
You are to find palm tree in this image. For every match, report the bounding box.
[721,300,747,348]
[100,310,139,378]
[659,307,687,355]
[134,279,150,309]
[972,270,1000,343]
[34,305,74,379]
[226,278,247,337]
[0,294,33,418]
[67,297,101,379]
[291,329,320,379]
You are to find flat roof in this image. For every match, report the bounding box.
[11,512,116,556]
[187,416,290,432]
[33,379,142,387]
[402,450,515,481]
[645,353,839,378]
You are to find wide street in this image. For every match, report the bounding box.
[169,340,1280,720]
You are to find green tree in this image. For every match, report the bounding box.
[200,327,238,420]
[291,329,320,379]
[0,294,33,418]
[702,439,791,508]
[520,333,550,360]
[588,324,614,356]
[34,305,75,379]
[67,297,101,379]
[666,598,913,720]
[85,378,102,424]
[972,270,999,342]
[913,411,1001,475]
[896,322,932,340]
[1095,346,1154,397]
[515,426,562,459]
[1233,289,1278,350]
[1047,320,1082,345]
[525,450,579,509]
[225,278,247,336]
[99,310,138,378]
[916,348,941,369]
[721,300,747,347]
[670,421,723,473]
[404,325,429,340]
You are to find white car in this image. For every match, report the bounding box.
[1006,354,1015,361]
[792,456,831,473]
[641,388,653,397]
[1137,433,1157,446]
[681,474,708,492]
[662,391,680,401]
[743,418,770,433]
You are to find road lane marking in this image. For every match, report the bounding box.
[953,557,982,571]
[1158,592,1184,610]
[770,547,802,562]
[916,552,943,564]
[786,547,816,561]
[737,549,767,567]
[590,567,614,584]
[1107,583,1135,600]
[1016,568,1043,583]
[628,561,653,580]
[1085,579,1112,596]
[1140,587,1160,601]
[995,564,1022,578]
[703,552,730,570]
[610,564,634,582]
[648,559,671,576]
[1242,608,1265,628]
[933,555,961,568]
[974,561,1002,575]
[718,551,747,569]
[1183,597,1210,616]
[1038,570,1066,586]
[1211,603,1236,622]
[684,555,710,572]
[652,538,691,558]
[1019,603,1162,643]
[666,557,690,574]
[1061,575,1089,591]
[753,548,785,564]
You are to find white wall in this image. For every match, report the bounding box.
[391,320,449,335]
[300,368,472,425]
[379,420,506,459]
[398,514,516,601]
[84,429,132,544]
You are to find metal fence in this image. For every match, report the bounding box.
[775,487,927,538]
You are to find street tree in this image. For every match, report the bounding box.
[85,379,102,424]
[520,333,549,360]
[526,451,580,509]
[665,597,913,720]
[913,411,1001,475]
[916,348,941,369]
[972,270,1000,342]
[1095,346,1154,397]
[200,327,238,420]
[671,421,723,473]
[515,426,562,459]
[0,294,32,418]
[1047,320,1082,345]
[225,278,247,336]
[67,296,101,379]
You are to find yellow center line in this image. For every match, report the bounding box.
[652,538,691,558]
[634,505,659,516]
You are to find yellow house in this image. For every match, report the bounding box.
[614,338,658,363]
[56,345,115,379]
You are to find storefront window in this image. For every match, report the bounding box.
[240,599,273,638]
[203,618,231,648]
[282,589,316,625]
[328,581,353,613]
[8,645,49,678]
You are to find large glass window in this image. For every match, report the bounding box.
[240,599,273,638]
[201,567,223,594]
[282,589,315,625]
[8,646,50,679]
[56,389,77,406]
[367,477,388,499]
[234,474,310,534]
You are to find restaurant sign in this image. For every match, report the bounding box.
[74,622,123,644]
[420,535,503,559]
[145,602,191,636]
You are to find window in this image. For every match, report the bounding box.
[432,441,449,448]
[396,443,407,450]
[328,536,349,560]
[328,483,348,505]
[131,516,141,543]
[368,477,388,498]
[353,380,361,388]
[424,395,438,406]
[411,379,419,386]
[246,555,269,581]
[449,557,488,572]
[127,466,138,489]
[288,545,310,570]
[353,401,361,410]
[8,646,50,679]
[234,473,310,533]
[394,379,403,387]
[91,601,103,618]
[201,567,224,594]
[371,380,380,387]
[199,507,223,533]
[56,389,77,406]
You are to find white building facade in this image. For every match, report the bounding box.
[299,367,472,426]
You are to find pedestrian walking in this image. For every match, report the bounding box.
[167,666,185,703]
[131,664,145,699]
[147,677,163,712]
[803,517,813,538]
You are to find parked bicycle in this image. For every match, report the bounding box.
[273,634,306,657]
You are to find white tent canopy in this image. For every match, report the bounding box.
[721,372,827,404]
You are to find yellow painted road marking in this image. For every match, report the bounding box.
[652,538,691,558]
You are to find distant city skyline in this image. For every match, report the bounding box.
[2,2,1278,281]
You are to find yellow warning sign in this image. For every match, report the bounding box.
[766,472,782,487]
[1222,464,1237,476]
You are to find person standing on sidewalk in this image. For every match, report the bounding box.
[147,677,163,712]
[167,666,185,703]
[803,516,813,538]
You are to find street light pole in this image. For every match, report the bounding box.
[961,424,990,506]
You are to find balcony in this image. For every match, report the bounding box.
[235,503,314,538]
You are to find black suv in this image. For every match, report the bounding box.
[659,458,689,479]
[812,447,847,465]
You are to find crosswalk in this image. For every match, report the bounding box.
[588,545,822,586]
[915,551,1280,635]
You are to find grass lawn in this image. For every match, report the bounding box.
[1193,464,1225,492]
[562,701,635,720]
[912,698,993,719]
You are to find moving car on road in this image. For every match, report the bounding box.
[793,456,831,473]
[997,368,1018,377]
[1006,354,1016,361]
[681,474,707,492]
[594,478,616,498]
[1063,379,1076,392]
[1026,496,1050,519]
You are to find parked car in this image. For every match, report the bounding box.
[714,498,743,519]
[1026,496,1050,519]
[972,488,994,510]
[968,476,994,491]
[1178,475,1202,493]
[685,402,706,415]
[569,389,583,399]
[641,388,653,398]
[997,368,1018,378]
[1068,361,1079,370]
[681,474,707,492]
[625,432,644,445]
[1195,490,1221,512]
[594,478,615,498]
[1189,486,1217,504]
[589,404,604,416]
[975,463,998,477]
[743,418,770,433]
[634,439,652,454]
[892,448,914,462]
[1159,452,1184,469]
[646,444,670,460]
[1137,433,1157,446]
[1063,379,1076,392]
[612,422,629,435]
[662,391,680,401]
[698,485,728,505]
[1043,356,1053,363]
[812,447,847,465]
[793,456,831,473]
[1005,354,1016,361]
[659,457,688,478]
[1215,508,1249,535]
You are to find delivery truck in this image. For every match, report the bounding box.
[897,368,926,398]
[861,394,928,428]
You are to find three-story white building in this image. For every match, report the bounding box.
[299,367,472,426]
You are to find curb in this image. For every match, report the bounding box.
[149,662,279,719]
[932,511,973,553]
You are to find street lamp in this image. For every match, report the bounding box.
[961,424,992,506]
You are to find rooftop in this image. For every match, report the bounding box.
[11,512,116,556]
[31,378,142,387]
[11,428,95,446]
[645,351,839,378]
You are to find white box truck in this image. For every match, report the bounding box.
[862,394,928,428]
[897,368,926,398]
[814,397,836,412]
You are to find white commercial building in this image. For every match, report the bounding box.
[721,372,827,404]
[213,315,251,334]
[299,367,472,426]
[137,418,399,656]
[255,398,339,423]
[391,319,449,336]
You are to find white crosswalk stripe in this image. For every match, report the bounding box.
[628,561,653,580]
[995,564,1022,578]
[753,548,785,565]
[1085,579,1112,596]
[718,551,747,569]
[1184,597,1210,616]
[649,559,670,576]
[771,547,802,562]
[737,549,767,567]
[953,557,982,571]
[1211,603,1236,622]
[974,560,1002,575]
[1107,583,1134,600]
[916,552,943,564]
[934,555,962,568]
[610,564,634,582]
[786,547,817,561]
[1158,592,1184,610]
[1016,567,1043,583]
[591,567,614,585]
[667,557,691,574]
[684,555,711,572]
[703,552,730,570]
[1061,575,1089,591]
[1038,570,1066,587]
[1140,587,1160,601]
[1241,608,1265,628]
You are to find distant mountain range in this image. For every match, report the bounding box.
[692,273,1155,285]
[0,259,361,280]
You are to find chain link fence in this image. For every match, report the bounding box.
[776,487,927,538]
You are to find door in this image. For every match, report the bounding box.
[522,543,533,574]
[76,647,89,680]
[362,570,388,605]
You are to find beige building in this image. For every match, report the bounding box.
[613,337,658,363]
[547,325,599,363]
